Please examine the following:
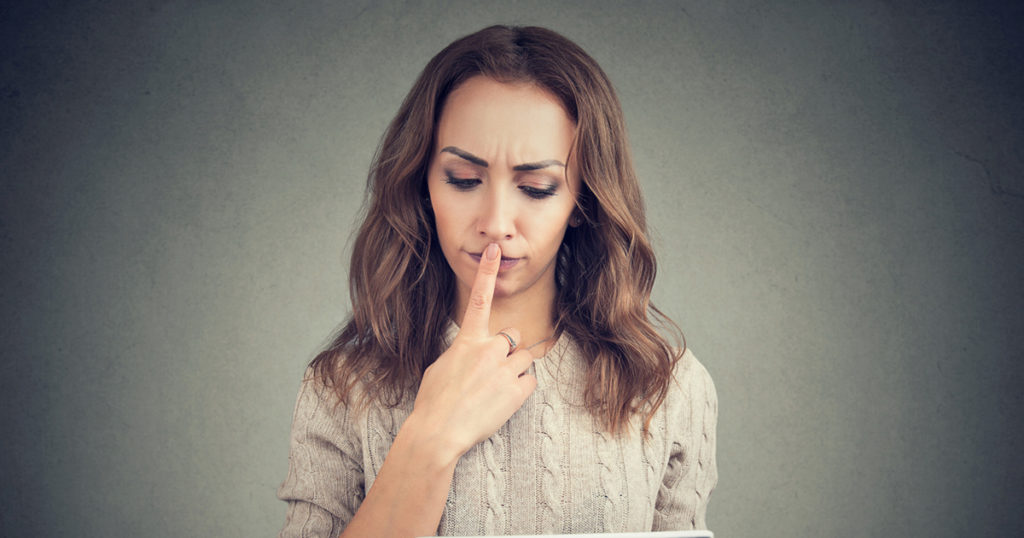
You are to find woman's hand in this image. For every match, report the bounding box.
[410,242,538,461]
[339,243,536,538]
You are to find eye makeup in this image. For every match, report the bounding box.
[444,174,481,191]
[444,172,559,199]
[520,184,557,199]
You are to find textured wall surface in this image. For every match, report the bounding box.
[2,1,1022,536]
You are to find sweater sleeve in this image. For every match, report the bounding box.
[652,352,719,531]
[277,369,365,538]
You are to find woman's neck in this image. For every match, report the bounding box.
[489,298,556,352]
[454,288,557,354]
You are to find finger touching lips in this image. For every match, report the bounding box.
[460,243,500,337]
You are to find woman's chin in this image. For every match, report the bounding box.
[491,279,516,299]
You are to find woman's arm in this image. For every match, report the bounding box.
[335,413,455,537]
[652,352,718,531]
[277,378,459,538]
[277,372,364,538]
[327,243,537,538]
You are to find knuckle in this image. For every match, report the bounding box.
[492,336,511,353]
[468,292,489,311]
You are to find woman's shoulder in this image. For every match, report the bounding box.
[289,365,370,429]
[665,346,718,417]
[673,347,714,387]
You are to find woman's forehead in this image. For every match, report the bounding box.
[434,77,576,166]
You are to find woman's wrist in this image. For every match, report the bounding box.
[395,411,465,471]
[340,411,460,537]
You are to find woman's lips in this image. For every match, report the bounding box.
[468,252,521,270]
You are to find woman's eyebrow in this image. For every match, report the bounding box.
[513,159,565,171]
[440,146,566,171]
[440,146,488,167]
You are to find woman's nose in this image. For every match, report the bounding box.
[476,186,515,240]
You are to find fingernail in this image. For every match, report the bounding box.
[485,243,499,260]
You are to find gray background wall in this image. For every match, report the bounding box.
[2,1,1022,536]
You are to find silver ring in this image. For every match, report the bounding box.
[497,331,517,352]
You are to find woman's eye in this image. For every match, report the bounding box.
[520,185,557,200]
[444,175,480,191]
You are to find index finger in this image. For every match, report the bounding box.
[460,242,500,337]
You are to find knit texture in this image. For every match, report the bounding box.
[277,330,718,536]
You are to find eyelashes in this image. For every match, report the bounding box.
[520,184,557,199]
[444,174,557,200]
[443,175,481,191]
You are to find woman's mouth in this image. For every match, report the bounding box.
[468,252,521,270]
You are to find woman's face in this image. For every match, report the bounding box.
[427,76,579,307]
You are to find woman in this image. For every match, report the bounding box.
[278,25,717,537]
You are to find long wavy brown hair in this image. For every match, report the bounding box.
[311,25,684,436]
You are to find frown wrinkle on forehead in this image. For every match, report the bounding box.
[433,77,576,174]
[439,146,566,171]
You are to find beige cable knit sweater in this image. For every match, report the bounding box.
[277,330,718,537]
